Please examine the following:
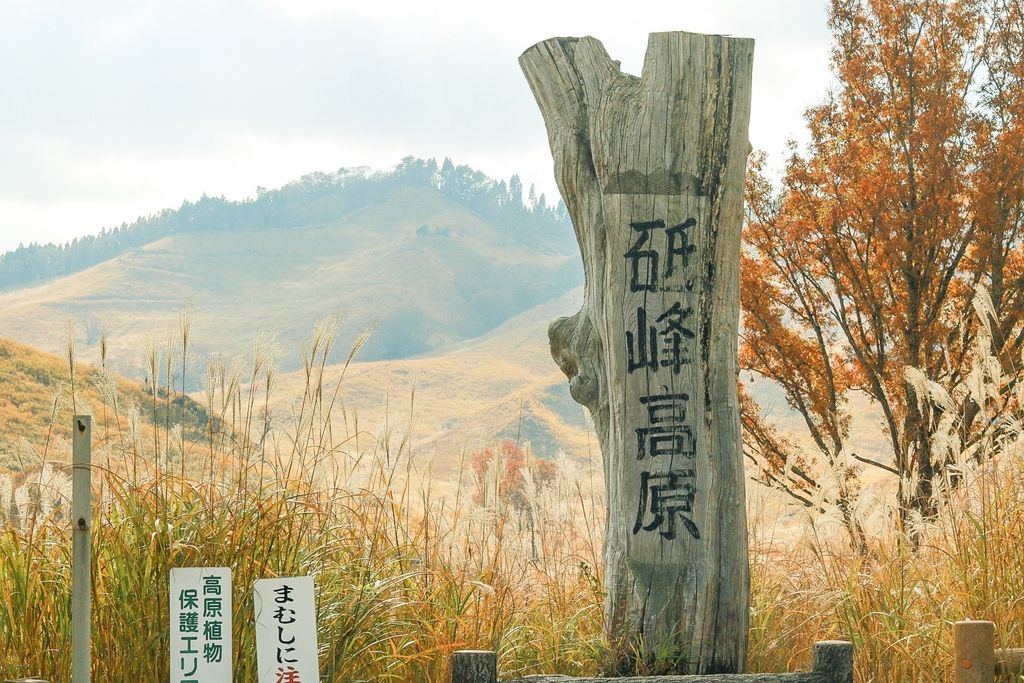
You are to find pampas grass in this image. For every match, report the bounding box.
[4,298,1024,681]
[0,319,604,682]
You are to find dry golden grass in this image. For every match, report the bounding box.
[1,319,606,682]
[268,287,594,479]
[0,185,580,377]
[2,314,1024,682]
[0,335,183,474]
[745,446,1024,681]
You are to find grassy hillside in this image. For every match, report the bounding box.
[0,183,582,378]
[0,337,121,470]
[0,158,575,292]
[0,337,206,474]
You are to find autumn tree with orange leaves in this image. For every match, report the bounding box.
[742,0,1024,542]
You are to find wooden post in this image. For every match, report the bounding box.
[72,416,91,683]
[520,32,754,673]
[954,620,995,683]
[812,641,853,683]
[451,650,497,683]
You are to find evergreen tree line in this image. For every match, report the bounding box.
[0,157,571,291]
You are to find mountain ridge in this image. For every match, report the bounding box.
[0,161,583,377]
[1,157,574,292]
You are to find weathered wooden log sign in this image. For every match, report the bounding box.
[520,32,753,673]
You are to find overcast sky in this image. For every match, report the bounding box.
[0,0,834,255]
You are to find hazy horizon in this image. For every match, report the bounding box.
[0,0,833,255]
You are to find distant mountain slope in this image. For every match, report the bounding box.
[0,160,583,376]
[269,287,595,475]
[0,158,575,291]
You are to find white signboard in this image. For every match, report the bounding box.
[170,567,232,683]
[254,576,320,683]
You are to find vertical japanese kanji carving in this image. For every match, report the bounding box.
[520,32,753,673]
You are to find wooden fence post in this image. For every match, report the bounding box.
[72,416,92,683]
[451,650,497,683]
[954,620,995,683]
[813,640,853,683]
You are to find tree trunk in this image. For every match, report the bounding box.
[520,32,753,673]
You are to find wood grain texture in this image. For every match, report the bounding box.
[811,642,852,683]
[520,32,753,673]
[452,650,498,683]
[501,642,852,682]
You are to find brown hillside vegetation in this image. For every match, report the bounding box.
[0,290,596,485]
[0,336,212,477]
[1,280,1023,681]
[0,336,148,471]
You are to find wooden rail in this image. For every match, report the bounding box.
[1001,650,1024,677]
[954,620,1024,681]
[451,641,854,683]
